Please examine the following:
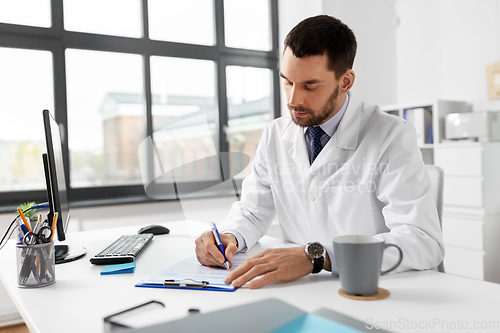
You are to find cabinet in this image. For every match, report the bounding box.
[435,142,500,283]
[381,100,469,164]
[382,101,500,283]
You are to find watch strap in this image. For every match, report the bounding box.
[311,257,324,274]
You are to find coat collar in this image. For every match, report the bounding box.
[329,93,361,150]
[282,94,362,176]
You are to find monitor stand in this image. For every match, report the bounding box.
[55,245,87,264]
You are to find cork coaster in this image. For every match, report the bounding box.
[338,287,390,300]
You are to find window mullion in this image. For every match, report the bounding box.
[51,0,64,34]
[270,0,281,118]
[214,0,225,54]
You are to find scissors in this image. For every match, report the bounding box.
[22,226,53,245]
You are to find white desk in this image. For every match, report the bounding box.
[1,220,500,333]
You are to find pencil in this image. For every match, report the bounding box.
[17,208,32,232]
[50,212,58,242]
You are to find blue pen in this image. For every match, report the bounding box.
[210,221,229,269]
[20,224,29,237]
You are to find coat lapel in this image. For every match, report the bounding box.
[308,95,362,176]
[282,122,310,179]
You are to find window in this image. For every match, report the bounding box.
[63,0,142,38]
[0,48,53,192]
[224,0,272,51]
[150,57,217,183]
[65,50,144,187]
[226,66,273,179]
[0,0,279,209]
[0,0,51,28]
[148,0,215,45]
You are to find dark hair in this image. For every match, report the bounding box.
[284,15,357,79]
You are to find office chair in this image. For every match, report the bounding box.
[426,164,446,273]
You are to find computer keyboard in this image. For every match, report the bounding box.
[90,234,154,265]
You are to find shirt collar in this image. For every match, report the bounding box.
[304,92,350,137]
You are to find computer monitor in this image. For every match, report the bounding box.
[43,109,86,264]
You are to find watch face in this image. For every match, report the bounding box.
[307,243,324,259]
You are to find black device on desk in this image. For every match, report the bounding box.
[90,233,154,265]
[43,110,87,264]
[138,225,169,235]
[90,224,170,265]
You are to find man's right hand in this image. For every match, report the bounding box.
[195,230,238,268]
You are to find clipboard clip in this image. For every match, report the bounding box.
[163,279,209,288]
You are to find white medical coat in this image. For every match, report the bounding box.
[220,95,445,272]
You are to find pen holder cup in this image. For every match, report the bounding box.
[16,241,56,288]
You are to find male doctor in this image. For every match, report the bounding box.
[195,15,445,289]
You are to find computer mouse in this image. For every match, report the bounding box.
[138,224,170,235]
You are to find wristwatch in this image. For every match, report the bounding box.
[305,242,325,274]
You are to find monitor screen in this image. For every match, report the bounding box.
[43,110,69,241]
[43,109,86,264]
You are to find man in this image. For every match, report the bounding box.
[195,15,444,289]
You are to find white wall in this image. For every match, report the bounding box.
[278,0,323,116]
[292,0,500,111]
[396,0,500,111]
[323,0,398,106]
[277,0,398,107]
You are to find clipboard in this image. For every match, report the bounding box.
[135,278,237,292]
[135,256,242,292]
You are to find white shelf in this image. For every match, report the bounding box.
[381,100,469,165]
[382,100,500,283]
[380,101,433,112]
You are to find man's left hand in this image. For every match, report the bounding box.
[223,247,313,289]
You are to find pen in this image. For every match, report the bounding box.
[210,221,229,269]
[17,208,32,232]
[33,214,42,234]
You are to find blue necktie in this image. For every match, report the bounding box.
[309,126,325,164]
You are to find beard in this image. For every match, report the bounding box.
[288,85,340,128]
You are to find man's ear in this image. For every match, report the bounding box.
[340,69,355,92]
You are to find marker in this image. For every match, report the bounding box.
[18,224,29,244]
[20,224,29,236]
[17,208,32,232]
[49,212,58,242]
[210,221,229,269]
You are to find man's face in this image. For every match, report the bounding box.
[281,47,341,127]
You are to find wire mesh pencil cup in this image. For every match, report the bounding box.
[16,241,55,288]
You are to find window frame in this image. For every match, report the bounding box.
[0,0,280,212]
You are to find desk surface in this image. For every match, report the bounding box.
[1,220,500,333]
